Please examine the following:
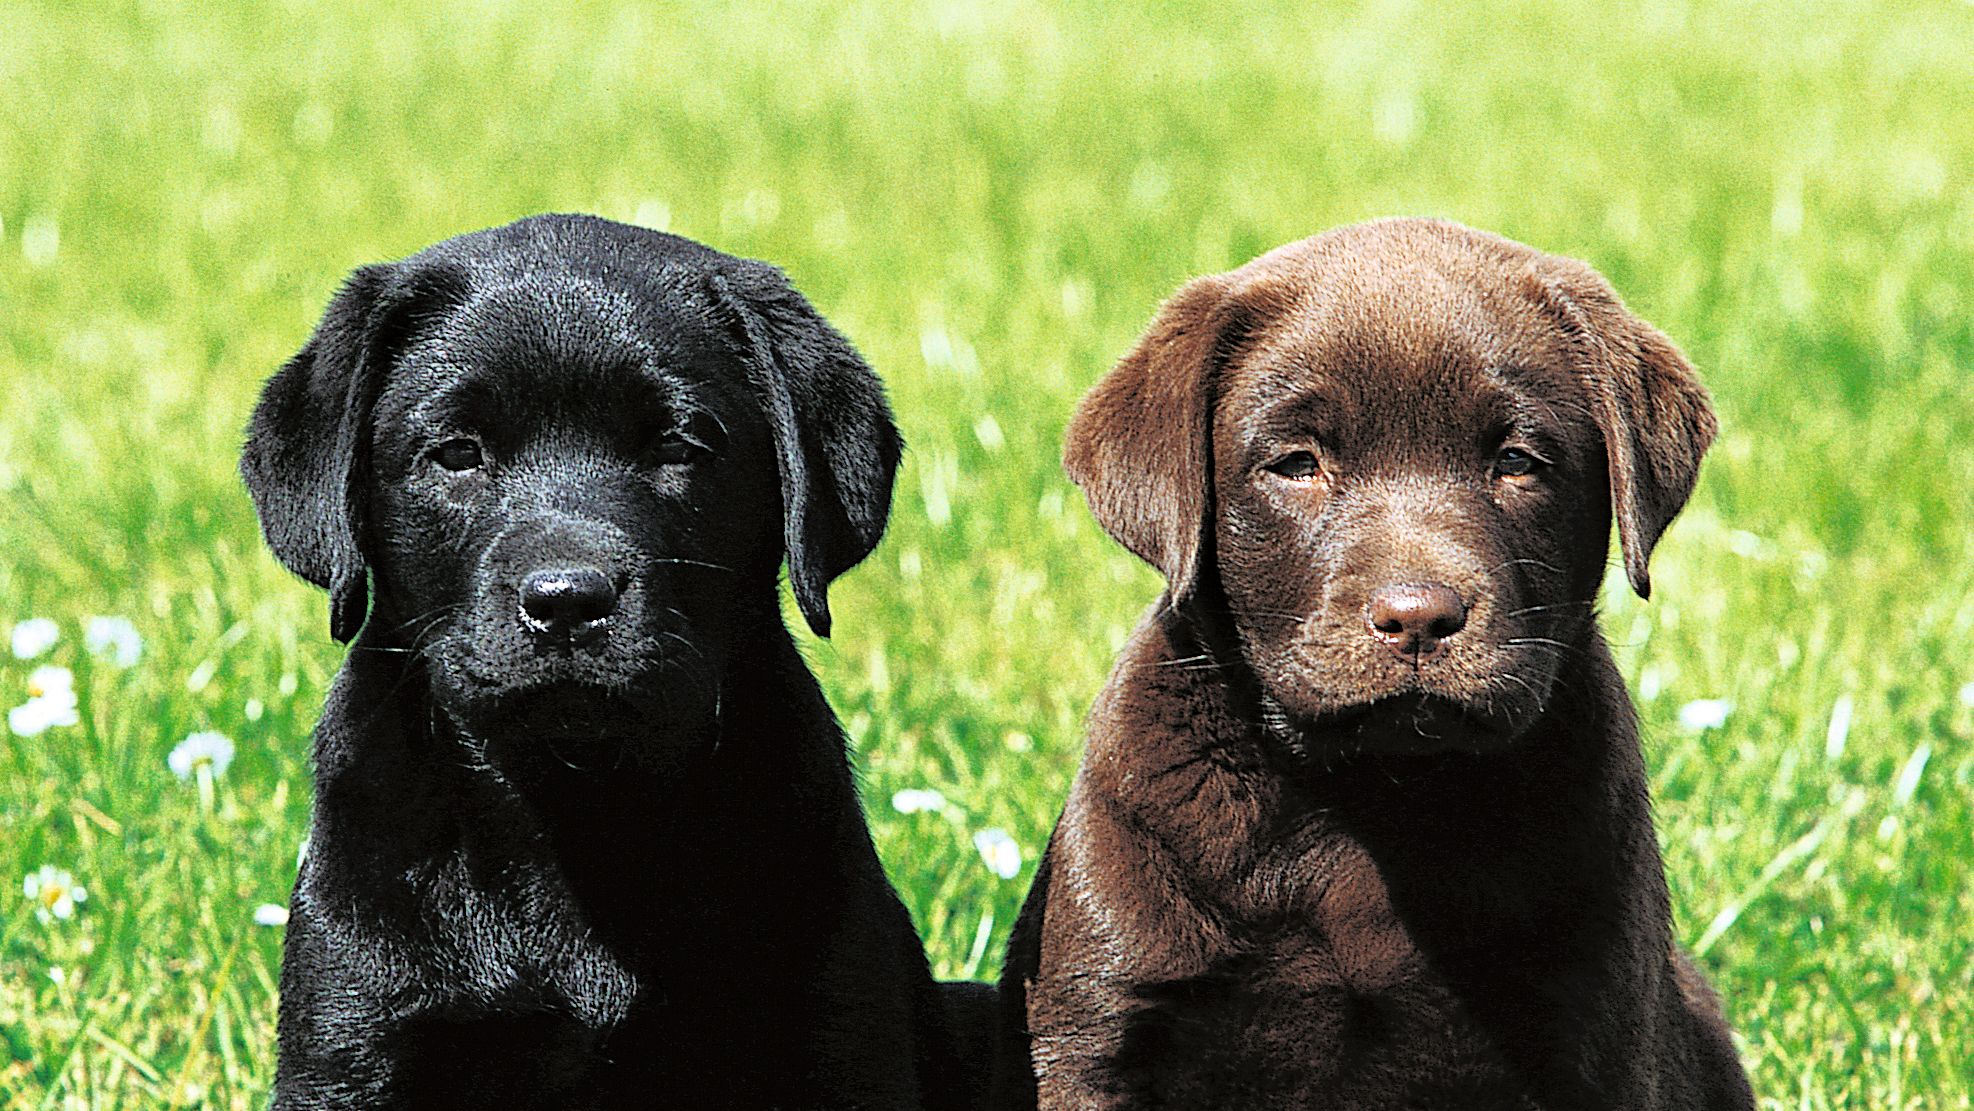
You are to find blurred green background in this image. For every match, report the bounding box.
[3,0,1972,1105]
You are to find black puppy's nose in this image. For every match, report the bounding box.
[1366,582,1467,660]
[519,567,618,637]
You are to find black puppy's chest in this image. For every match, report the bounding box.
[1108,933,1535,1111]
[363,854,652,1102]
[405,849,644,1021]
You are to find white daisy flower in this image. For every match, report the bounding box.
[891,788,948,815]
[253,903,290,927]
[169,731,236,780]
[83,616,143,668]
[23,865,88,923]
[10,618,59,659]
[26,665,74,699]
[8,697,78,737]
[1678,699,1734,731]
[9,666,79,737]
[973,827,1023,880]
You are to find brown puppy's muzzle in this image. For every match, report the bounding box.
[1228,480,1559,754]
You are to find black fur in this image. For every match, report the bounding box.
[243,215,966,1109]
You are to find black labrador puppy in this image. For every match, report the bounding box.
[996,219,1754,1109]
[244,215,973,1109]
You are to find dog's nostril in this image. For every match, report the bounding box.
[519,567,619,632]
[1366,583,1468,652]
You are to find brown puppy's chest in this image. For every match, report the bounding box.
[1102,842,1535,1110]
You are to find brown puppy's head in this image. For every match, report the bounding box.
[1066,219,1714,756]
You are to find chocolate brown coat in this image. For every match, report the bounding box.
[996,219,1755,1110]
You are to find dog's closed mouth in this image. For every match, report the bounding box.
[475,679,667,728]
[1298,693,1513,755]
[445,641,669,692]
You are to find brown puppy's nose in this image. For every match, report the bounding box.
[1366,582,1467,660]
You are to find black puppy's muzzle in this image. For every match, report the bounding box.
[518,566,622,644]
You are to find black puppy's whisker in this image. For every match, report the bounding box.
[378,602,470,641]
[649,558,740,574]
[656,630,718,692]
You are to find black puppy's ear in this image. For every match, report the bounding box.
[241,262,465,642]
[1537,257,1716,600]
[1063,273,1238,600]
[709,266,903,638]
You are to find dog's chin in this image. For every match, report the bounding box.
[463,683,721,779]
[1296,693,1519,756]
[432,653,719,778]
[1265,683,1538,760]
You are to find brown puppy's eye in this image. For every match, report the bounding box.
[1264,451,1321,479]
[433,438,484,472]
[1495,447,1545,478]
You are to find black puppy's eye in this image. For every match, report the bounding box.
[433,438,484,472]
[1495,447,1546,478]
[1264,451,1321,479]
[649,435,706,467]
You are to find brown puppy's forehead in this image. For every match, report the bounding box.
[1219,230,1583,457]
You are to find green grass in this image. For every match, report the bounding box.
[3,0,1972,1105]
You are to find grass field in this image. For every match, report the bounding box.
[3,0,1972,1105]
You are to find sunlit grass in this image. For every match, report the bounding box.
[3,1,1971,1105]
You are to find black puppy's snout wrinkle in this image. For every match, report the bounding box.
[519,567,619,636]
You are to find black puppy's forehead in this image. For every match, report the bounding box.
[382,278,746,433]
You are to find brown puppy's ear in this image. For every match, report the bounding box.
[1537,258,1716,599]
[708,264,903,638]
[1064,274,1237,600]
[241,262,467,642]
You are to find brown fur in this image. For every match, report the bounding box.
[995,219,1754,1109]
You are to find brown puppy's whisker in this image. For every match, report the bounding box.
[1505,636,1579,652]
[1501,600,1599,619]
[1146,653,1234,671]
[1485,556,1566,576]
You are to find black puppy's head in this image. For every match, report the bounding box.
[1066,219,1714,756]
[243,215,900,767]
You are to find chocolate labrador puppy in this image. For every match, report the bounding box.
[996,219,1755,1109]
[244,215,973,1109]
